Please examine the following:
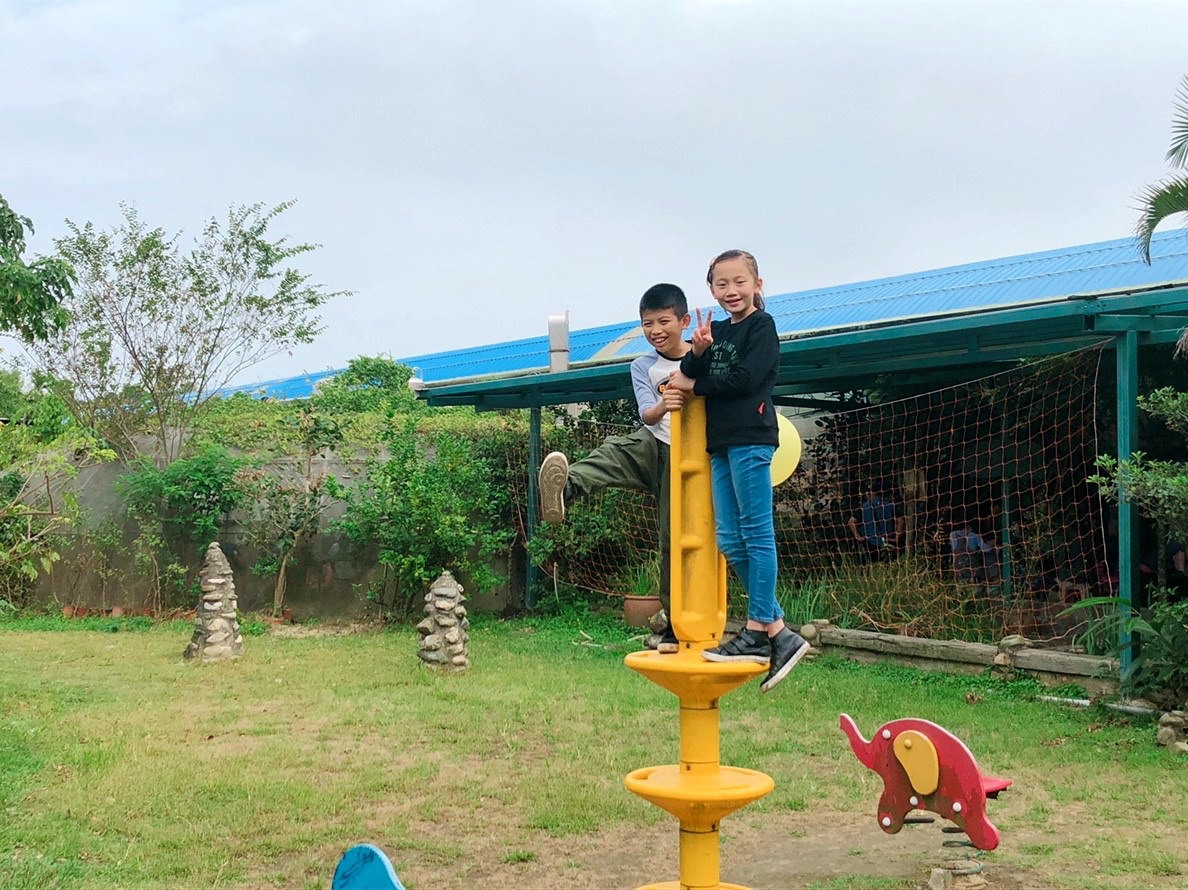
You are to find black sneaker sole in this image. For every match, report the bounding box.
[538,453,568,523]
[760,641,810,693]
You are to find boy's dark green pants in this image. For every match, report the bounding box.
[566,427,671,615]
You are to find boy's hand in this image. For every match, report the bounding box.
[668,370,695,393]
[661,387,685,412]
[690,307,714,356]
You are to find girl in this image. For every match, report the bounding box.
[669,250,808,692]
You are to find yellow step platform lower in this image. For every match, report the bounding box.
[625,764,774,828]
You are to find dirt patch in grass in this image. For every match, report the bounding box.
[267,620,378,638]
[376,806,1052,890]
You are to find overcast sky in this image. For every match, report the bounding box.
[3,0,1188,385]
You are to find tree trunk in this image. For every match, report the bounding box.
[272,550,291,617]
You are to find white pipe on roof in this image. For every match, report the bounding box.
[548,312,569,373]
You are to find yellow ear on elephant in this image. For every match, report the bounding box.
[893,730,939,796]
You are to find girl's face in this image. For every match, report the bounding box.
[708,256,762,322]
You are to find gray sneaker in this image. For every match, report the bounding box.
[701,628,770,664]
[538,452,569,523]
[760,628,809,693]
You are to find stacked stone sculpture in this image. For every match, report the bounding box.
[416,570,470,672]
[182,542,245,664]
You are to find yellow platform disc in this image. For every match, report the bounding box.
[772,413,801,487]
[625,764,775,826]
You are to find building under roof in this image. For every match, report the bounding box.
[223,228,1188,640]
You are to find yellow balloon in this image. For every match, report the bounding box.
[772,413,801,487]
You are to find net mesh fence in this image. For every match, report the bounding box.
[513,344,1112,646]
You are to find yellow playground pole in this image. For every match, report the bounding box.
[624,396,773,890]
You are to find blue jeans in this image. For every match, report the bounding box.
[710,445,781,625]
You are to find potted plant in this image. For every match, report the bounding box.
[622,557,662,628]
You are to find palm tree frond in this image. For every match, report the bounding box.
[1166,74,1188,169]
[1134,175,1188,264]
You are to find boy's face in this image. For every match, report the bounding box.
[640,307,691,357]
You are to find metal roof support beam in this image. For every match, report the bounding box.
[1091,313,1188,333]
[526,407,541,609]
[1116,330,1138,676]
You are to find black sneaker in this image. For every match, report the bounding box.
[702,628,770,664]
[657,623,679,654]
[538,452,569,523]
[760,628,810,693]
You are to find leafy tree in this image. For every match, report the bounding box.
[0,194,73,341]
[1136,75,1188,264]
[237,406,343,616]
[311,356,421,416]
[1092,387,1188,544]
[23,201,349,463]
[0,436,114,607]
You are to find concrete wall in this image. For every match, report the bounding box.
[33,454,521,617]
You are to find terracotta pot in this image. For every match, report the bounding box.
[110,607,126,618]
[73,606,91,618]
[623,595,662,628]
[61,605,76,619]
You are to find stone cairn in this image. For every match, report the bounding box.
[182,542,244,664]
[1157,710,1188,754]
[416,570,470,672]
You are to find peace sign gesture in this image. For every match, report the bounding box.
[691,307,714,356]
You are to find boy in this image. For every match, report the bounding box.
[538,283,691,653]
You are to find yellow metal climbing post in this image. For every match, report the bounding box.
[623,397,773,890]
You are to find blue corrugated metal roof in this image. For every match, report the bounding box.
[218,229,1188,400]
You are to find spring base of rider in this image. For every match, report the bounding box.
[940,827,985,876]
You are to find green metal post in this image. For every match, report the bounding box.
[526,406,542,609]
[1116,331,1138,674]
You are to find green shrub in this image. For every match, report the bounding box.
[331,416,513,614]
[1064,590,1188,707]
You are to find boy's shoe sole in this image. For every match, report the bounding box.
[701,629,771,664]
[760,631,810,693]
[538,452,569,523]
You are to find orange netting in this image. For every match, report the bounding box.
[514,345,1112,645]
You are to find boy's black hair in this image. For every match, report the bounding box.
[639,283,688,317]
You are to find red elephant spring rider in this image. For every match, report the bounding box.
[839,713,1012,852]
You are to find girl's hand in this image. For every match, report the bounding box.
[690,307,714,356]
[668,370,695,393]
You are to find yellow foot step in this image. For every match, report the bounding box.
[625,764,774,826]
[636,882,751,890]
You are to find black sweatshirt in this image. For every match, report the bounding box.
[679,309,779,453]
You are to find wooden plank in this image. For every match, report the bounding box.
[1012,648,1116,678]
[813,625,1119,683]
[816,626,997,666]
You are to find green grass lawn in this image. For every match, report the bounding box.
[1,612,1185,889]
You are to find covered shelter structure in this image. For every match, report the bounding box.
[416,231,1188,664]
